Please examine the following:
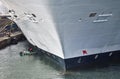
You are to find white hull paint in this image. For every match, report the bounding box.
[0,0,120,67]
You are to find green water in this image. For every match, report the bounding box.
[0,41,120,79]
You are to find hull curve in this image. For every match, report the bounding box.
[1,0,120,69]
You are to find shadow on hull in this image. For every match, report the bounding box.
[27,43,120,71]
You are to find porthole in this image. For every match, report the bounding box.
[77,58,81,63]
[95,55,98,59]
[89,13,97,17]
[109,52,112,56]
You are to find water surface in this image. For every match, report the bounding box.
[0,41,120,79]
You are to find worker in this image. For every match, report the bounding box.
[28,47,33,52]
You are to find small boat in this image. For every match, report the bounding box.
[19,51,35,56]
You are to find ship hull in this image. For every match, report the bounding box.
[65,51,120,69]
[40,48,120,70]
[1,0,120,70]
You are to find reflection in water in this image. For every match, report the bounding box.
[0,41,120,79]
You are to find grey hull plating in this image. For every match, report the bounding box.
[1,0,120,69]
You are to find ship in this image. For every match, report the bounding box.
[0,0,120,70]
